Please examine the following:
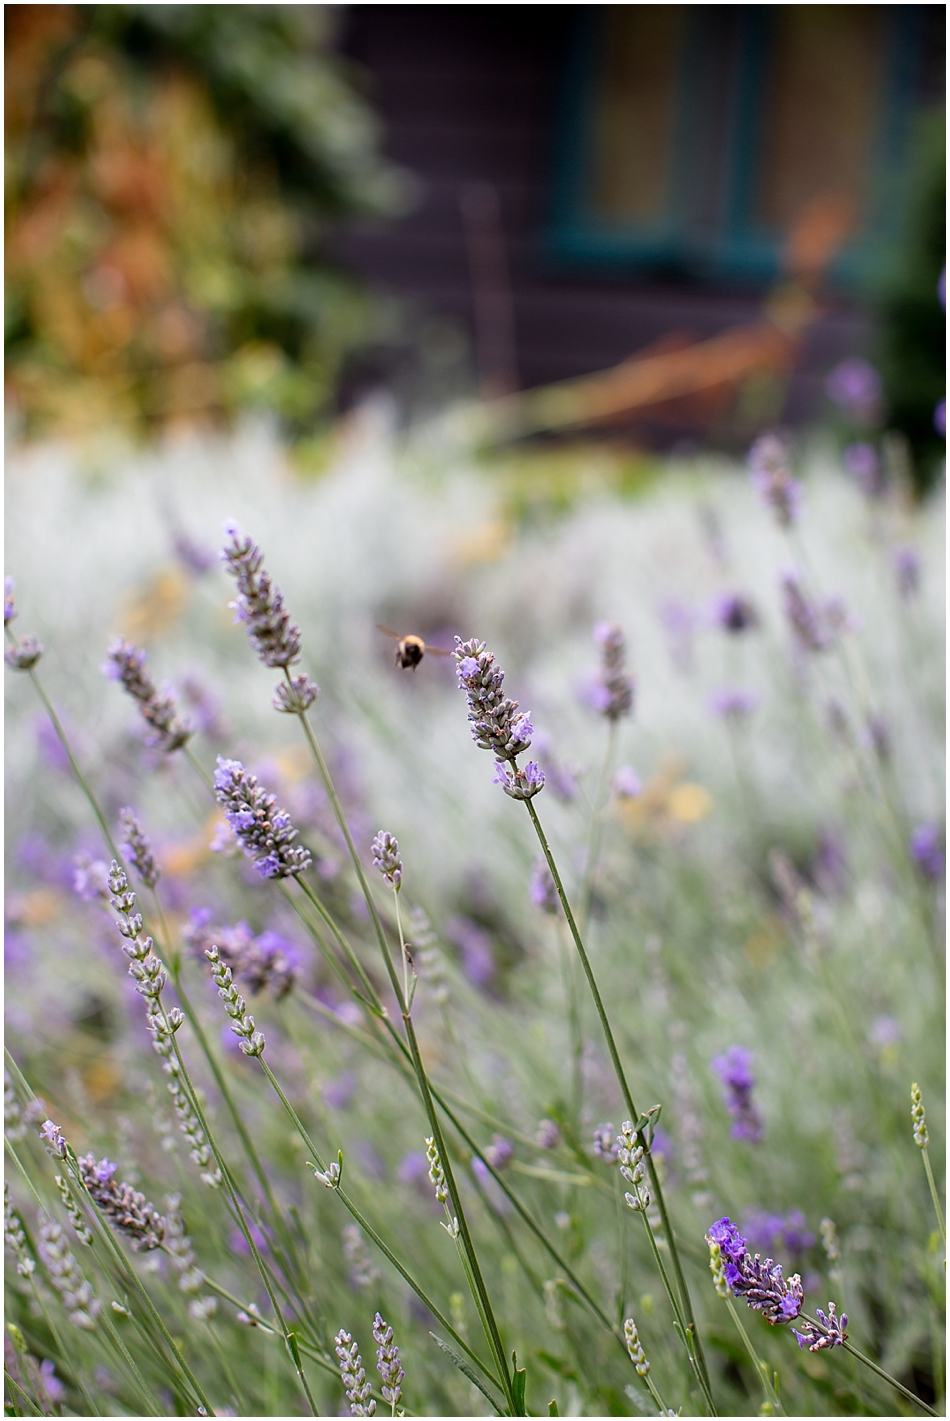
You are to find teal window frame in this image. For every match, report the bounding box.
[548,5,929,289]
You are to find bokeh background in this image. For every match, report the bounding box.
[5,3,946,481]
[4,7,947,1418]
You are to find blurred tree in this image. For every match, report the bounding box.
[875,109,946,494]
[5,4,408,439]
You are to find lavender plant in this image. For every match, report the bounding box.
[4,421,944,1417]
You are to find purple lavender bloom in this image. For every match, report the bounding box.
[708,687,759,719]
[184,913,298,998]
[213,757,311,880]
[103,639,192,752]
[657,598,698,674]
[706,1217,804,1323]
[72,855,111,902]
[710,592,758,634]
[221,523,302,670]
[781,571,847,655]
[745,1209,815,1258]
[592,1122,618,1161]
[712,1046,764,1142]
[529,860,559,916]
[228,1221,270,1257]
[373,1313,404,1413]
[323,1071,357,1111]
[612,765,642,798]
[532,732,579,802]
[825,358,881,424]
[869,1014,902,1047]
[891,545,920,599]
[39,1121,67,1158]
[445,915,495,986]
[173,532,216,575]
[181,675,227,739]
[910,823,945,881]
[4,577,16,627]
[748,433,802,527]
[935,400,946,438]
[864,714,891,762]
[397,1151,430,1187]
[484,1135,513,1170]
[77,1153,164,1251]
[34,715,72,773]
[793,1302,848,1351]
[119,808,160,888]
[589,621,635,722]
[38,1359,66,1405]
[536,1119,561,1150]
[371,830,402,890]
[842,441,885,498]
[5,634,44,671]
[455,637,544,799]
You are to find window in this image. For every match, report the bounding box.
[549,5,934,286]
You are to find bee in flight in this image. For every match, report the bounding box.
[376,625,452,671]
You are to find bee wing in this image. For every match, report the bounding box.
[376,624,401,640]
[425,646,452,657]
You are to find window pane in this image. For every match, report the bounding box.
[756,6,884,233]
[588,5,685,225]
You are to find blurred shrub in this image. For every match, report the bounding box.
[876,109,946,493]
[5,4,408,438]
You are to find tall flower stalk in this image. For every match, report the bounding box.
[220,527,518,1413]
[454,635,714,1411]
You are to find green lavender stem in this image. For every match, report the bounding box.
[833,1333,938,1417]
[524,796,715,1414]
[725,1298,784,1415]
[920,1147,946,1244]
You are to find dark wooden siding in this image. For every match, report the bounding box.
[333,4,874,431]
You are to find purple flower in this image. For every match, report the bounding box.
[710,592,758,634]
[103,639,192,752]
[34,715,72,773]
[220,523,302,670]
[371,830,402,890]
[891,545,920,600]
[373,1313,404,1413]
[78,1152,165,1251]
[748,433,802,527]
[744,1208,814,1257]
[910,823,944,881]
[213,757,311,880]
[397,1151,429,1188]
[793,1302,848,1351]
[4,577,16,627]
[592,1123,618,1161]
[73,854,111,902]
[454,637,544,799]
[484,1135,513,1171]
[119,809,161,888]
[612,765,642,798]
[708,687,758,719]
[935,400,946,438]
[589,621,635,722]
[658,598,698,673]
[183,913,298,998]
[5,634,44,671]
[780,571,848,655]
[39,1121,67,1158]
[173,532,216,575]
[869,1014,901,1047]
[446,915,495,986]
[536,1119,560,1150]
[825,358,881,424]
[529,860,559,916]
[38,1359,66,1405]
[323,1071,357,1111]
[842,441,885,498]
[706,1217,804,1324]
[712,1046,764,1142]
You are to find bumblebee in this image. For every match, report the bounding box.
[377,625,451,671]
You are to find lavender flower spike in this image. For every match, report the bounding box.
[748,432,802,527]
[455,637,544,799]
[4,576,16,626]
[5,633,44,671]
[119,808,161,888]
[372,831,402,890]
[213,756,311,879]
[206,944,266,1056]
[792,1302,848,1352]
[103,639,191,751]
[373,1312,405,1414]
[591,621,635,721]
[36,1213,101,1329]
[335,1329,376,1416]
[221,522,302,669]
[712,1045,764,1141]
[623,1317,650,1376]
[77,1154,165,1251]
[706,1218,803,1324]
[911,1082,929,1147]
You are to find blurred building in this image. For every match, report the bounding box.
[335,4,944,438]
